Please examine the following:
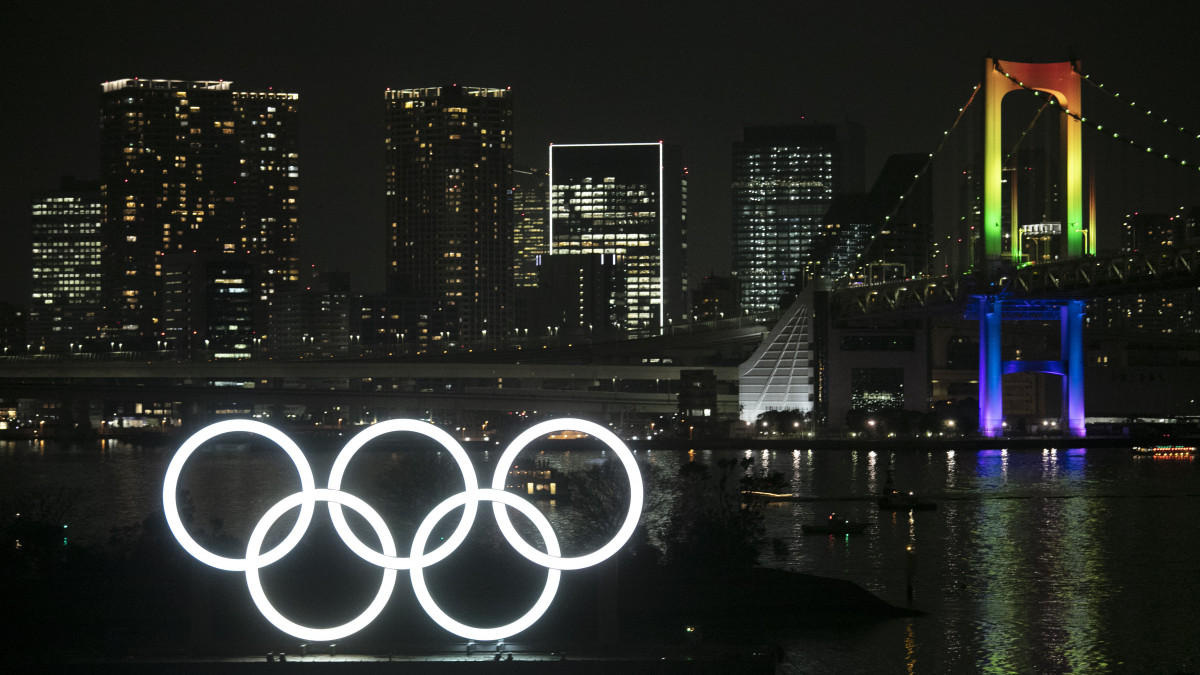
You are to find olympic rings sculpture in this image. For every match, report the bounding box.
[162,418,643,642]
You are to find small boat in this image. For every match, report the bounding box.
[877,490,937,511]
[505,459,568,500]
[1132,445,1196,458]
[802,513,869,535]
[741,490,805,503]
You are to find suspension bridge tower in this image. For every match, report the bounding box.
[977,58,1090,437]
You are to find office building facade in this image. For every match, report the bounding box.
[512,167,548,290]
[732,123,863,313]
[384,85,513,347]
[548,142,687,336]
[29,177,104,352]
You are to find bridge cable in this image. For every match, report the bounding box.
[993,62,1200,175]
[1078,69,1200,145]
[846,83,982,282]
[1004,99,1054,169]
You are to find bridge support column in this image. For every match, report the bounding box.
[978,296,1004,437]
[1061,300,1086,437]
[973,296,1086,438]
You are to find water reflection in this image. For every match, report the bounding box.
[3,440,1197,672]
[867,450,878,494]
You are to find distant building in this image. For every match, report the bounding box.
[384,85,513,347]
[531,253,625,340]
[271,267,350,360]
[0,302,26,355]
[862,154,932,279]
[732,123,863,313]
[1121,212,1177,252]
[817,154,933,283]
[231,91,302,299]
[823,323,930,430]
[29,177,104,352]
[815,194,875,281]
[99,78,300,351]
[691,275,739,322]
[1090,209,1199,336]
[513,168,548,290]
[548,142,688,336]
[352,294,450,357]
[162,254,258,359]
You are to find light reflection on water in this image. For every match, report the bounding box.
[2,438,1198,672]
[754,445,1198,674]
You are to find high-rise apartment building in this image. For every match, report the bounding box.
[548,142,687,336]
[232,91,302,298]
[99,78,299,351]
[29,177,104,352]
[732,123,863,313]
[384,85,513,347]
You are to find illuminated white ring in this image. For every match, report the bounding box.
[163,419,316,572]
[489,418,643,571]
[245,488,398,641]
[409,489,560,641]
[327,419,479,569]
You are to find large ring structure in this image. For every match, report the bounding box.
[162,417,643,641]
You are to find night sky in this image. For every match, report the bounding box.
[4,1,1199,304]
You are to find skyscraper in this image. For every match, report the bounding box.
[232,91,302,299]
[732,123,863,313]
[512,167,548,290]
[29,177,104,352]
[99,78,300,351]
[548,142,687,336]
[384,85,513,346]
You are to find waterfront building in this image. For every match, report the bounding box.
[99,78,300,351]
[384,85,513,347]
[548,142,687,336]
[29,177,104,352]
[732,123,863,313]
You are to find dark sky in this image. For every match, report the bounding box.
[4,1,1199,304]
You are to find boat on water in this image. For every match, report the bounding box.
[741,490,805,503]
[505,459,568,500]
[801,513,870,535]
[1132,445,1196,458]
[877,490,937,511]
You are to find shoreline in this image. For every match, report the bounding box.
[5,427,1195,451]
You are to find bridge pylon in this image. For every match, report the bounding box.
[983,58,1091,271]
[971,296,1085,437]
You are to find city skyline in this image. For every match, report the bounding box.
[4,1,1200,306]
